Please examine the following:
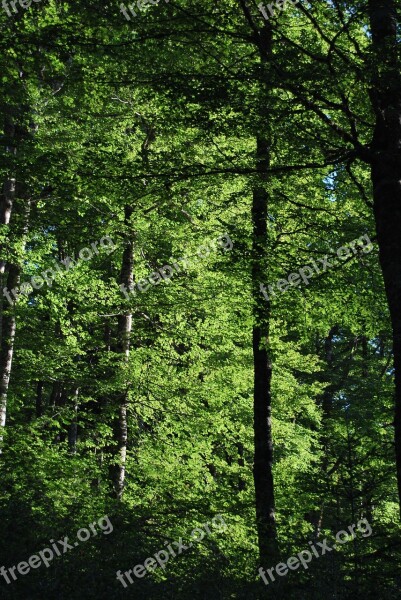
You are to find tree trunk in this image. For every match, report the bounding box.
[68,388,79,454]
[0,110,31,453]
[251,21,279,564]
[36,381,44,418]
[312,325,338,539]
[0,113,17,452]
[367,0,401,517]
[110,205,133,500]
[50,380,63,411]
[0,265,19,450]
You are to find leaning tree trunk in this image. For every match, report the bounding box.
[251,21,279,564]
[367,0,401,517]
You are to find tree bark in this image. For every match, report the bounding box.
[0,265,19,445]
[367,0,401,517]
[36,381,44,418]
[0,112,20,452]
[312,325,338,539]
[251,21,279,564]
[110,205,133,500]
[68,388,79,454]
[0,193,30,446]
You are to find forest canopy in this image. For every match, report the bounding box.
[1,0,401,599]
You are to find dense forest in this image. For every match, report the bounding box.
[1,0,401,598]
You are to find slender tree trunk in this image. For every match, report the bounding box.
[0,115,16,335]
[68,388,79,454]
[0,113,17,450]
[0,175,16,302]
[50,380,63,411]
[0,182,31,453]
[110,205,133,500]
[0,265,19,441]
[312,325,338,539]
[251,21,279,564]
[0,109,32,453]
[367,0,401,516]
[36,381,44,418]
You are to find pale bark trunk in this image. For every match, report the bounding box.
[0,114,17,348]
[110,205,133,500]
[0,267,18,423]
[0,113,22,452]
[68,388,79,454]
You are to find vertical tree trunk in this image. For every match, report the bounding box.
[68,388,79,454]
[110,205,133,500]
[251,21,279,563]
[0,114,17,451]
[252,153,278,562]
[36,381,44,418]
[367,0,401,516]
[0,266,19,444]
[50,380,63,411]
[312,325,338,539]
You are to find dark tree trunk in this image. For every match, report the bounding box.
[251,21,279,564]
[252,324,278,562]
[312,325,338,539]
[50,380,63,410]
[36,381,44,418]
[367,0,401,516]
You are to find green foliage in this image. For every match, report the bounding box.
[0,1,400,599]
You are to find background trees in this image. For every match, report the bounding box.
[1,1,400,598]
